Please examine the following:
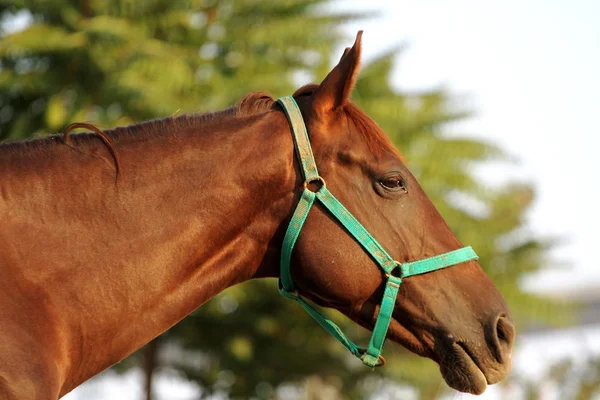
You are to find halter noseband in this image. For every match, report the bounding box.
[277,96,478,367]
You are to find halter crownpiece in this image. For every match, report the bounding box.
[276,96,478,368]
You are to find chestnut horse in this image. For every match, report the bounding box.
[0,32,514,399]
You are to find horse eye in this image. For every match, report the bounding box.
[380,176,407,192]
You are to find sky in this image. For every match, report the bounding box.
[329,0,600,294]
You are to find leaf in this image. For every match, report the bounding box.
[0,24,85,55]
[45,94,66,129]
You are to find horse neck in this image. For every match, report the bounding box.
[1,110,295,394]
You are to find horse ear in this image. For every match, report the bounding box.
[313,31,362,113]
[339,47,351,61]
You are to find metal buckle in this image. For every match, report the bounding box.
[385,261,402,280]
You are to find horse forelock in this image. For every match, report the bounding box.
[343,104,404,161]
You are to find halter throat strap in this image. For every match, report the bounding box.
[276,96,478,368]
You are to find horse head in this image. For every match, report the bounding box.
[284,32,514,395]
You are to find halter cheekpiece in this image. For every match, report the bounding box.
[277,96,478,367]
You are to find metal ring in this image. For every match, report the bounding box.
[359,350,387,367]
[390,261,403,278]
[303,176,326,192]
[374,354,386,367]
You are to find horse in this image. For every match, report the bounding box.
[0,31,514,399]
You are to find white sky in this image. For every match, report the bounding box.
[331,0,600,293]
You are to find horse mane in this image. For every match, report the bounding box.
[0,92,276,161]
[0,89,399,165]
[78,91,276,142]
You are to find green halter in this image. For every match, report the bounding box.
[277,96,478,368]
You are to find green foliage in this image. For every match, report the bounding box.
[0,1,570,399]
[0,0,345,139]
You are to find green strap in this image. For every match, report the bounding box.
[276,96,479,369]
[316,187,396,274]
[278,96,320,182]
[280,278,363,358]
[362,276,400,367]
[401,246,478,278]
[279,189,316,293]
[278,188,363,358]
[316,187,398,367]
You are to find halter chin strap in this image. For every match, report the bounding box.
[276,96,479,368]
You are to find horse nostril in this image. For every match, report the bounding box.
[493,315,516,362]
[496,316,515,345]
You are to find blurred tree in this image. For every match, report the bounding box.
[500,355,600,400]
[0,0,356,140]
[0,1,571,399]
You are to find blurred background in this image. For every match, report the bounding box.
[1,0,599,399]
